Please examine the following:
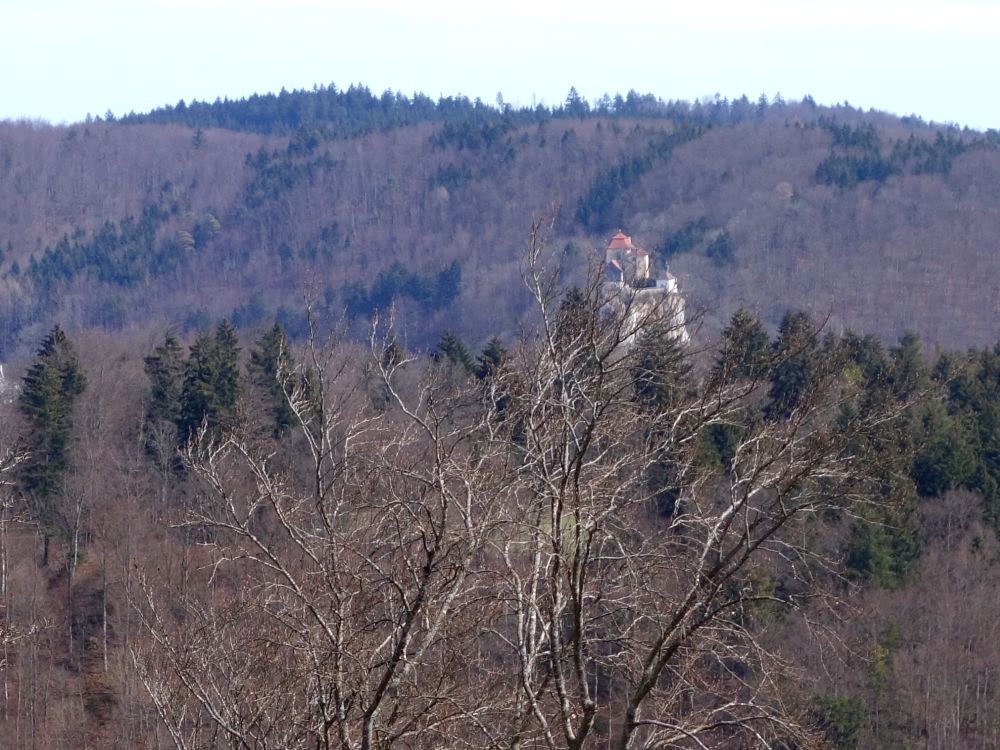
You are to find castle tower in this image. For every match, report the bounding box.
[605,230,650,284]
[601,230,689,345]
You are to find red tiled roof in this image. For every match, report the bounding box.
[607,231,632,250]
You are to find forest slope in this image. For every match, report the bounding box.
[0,86,999,748]
[0,91,997,358]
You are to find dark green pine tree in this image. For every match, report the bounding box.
[432,330,475,375]
[248,323,295,437]
[214,320,242,414]
[715,308,770,380]
[475,336,508,381]
[177,332,219,440]
[841,331,889,386]
[633,323,691,412]
[631,321,693,516]
[909,400,976,497]
[474,335,515,419]
[766,310,818,420]
[942,344,1000,529]
[18,325,87,516]
[844,504,921,589]
[699,310,769,472]
[143,332,185,458]
[887,330,928,401]
[177,321,242,440]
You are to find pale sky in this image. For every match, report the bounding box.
[2,0,997,130]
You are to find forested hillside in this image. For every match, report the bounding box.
[1,85,1000,749]
[0,252,998,748]
[1,86,999,364]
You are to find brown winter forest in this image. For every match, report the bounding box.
[0,91,998,360]
[0,88,999,749]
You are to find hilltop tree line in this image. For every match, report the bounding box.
[114,83,813,138]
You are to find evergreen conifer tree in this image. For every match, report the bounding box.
[248,323,295,436]
[178,321,241,440]
[715,308,770,379]
[178,332,218,440]
[214,319,242,413]
[633,323,691,411]
[554,286,590,352]
[888,331,928,401]
[143,332,185,458]
[631,322,692,515]
[18,325,86,518]
[432,330,474,375]
[475,336,508,380]
[767,310,818,419]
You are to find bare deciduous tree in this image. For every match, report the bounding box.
[131,225,909,749]
[131,321,514,749]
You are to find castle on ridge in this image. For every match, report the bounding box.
[602,230,689,345]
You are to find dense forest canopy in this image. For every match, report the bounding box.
[113,83,772,136]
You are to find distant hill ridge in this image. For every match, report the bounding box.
[114,84,794,136]
[0,86,997,357]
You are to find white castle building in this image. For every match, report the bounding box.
[602,231,689,345]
